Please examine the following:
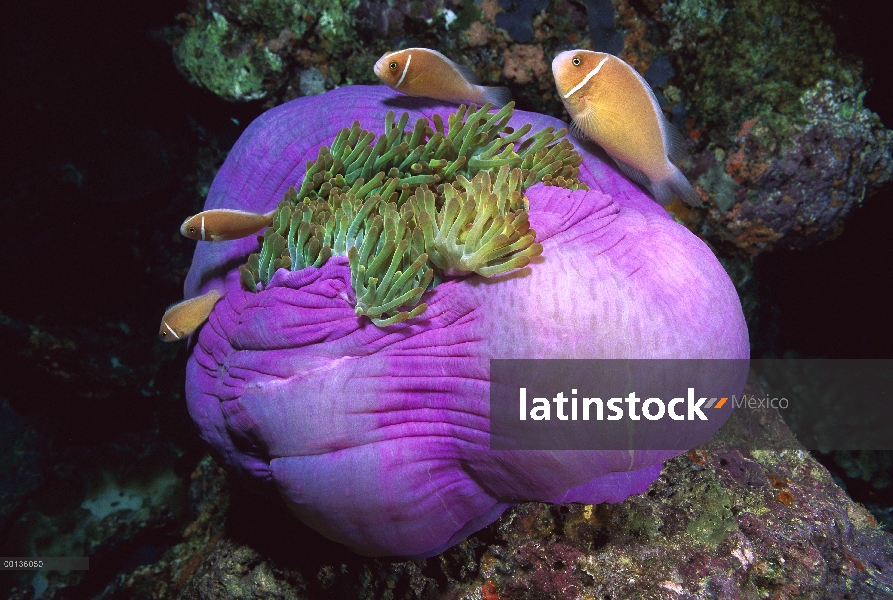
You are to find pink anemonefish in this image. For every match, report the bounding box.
[158,289,222,342]
[374,48,512,107]
[552,50,701,206]
[180,209,276,242]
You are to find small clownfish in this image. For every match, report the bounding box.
[158,289,222,342]
[552,50,701,207]
[180,208,276,242]
[374,48,512,107]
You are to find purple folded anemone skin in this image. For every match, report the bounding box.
[183,85,749,559]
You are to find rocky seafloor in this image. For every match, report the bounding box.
[1,0,892,598]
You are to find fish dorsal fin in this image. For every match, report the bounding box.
[612,156,652,189]
[663,118,688,163]
[628,62,662,111]
[452,61,482,85]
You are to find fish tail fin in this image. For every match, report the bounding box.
[653,166,702,207]
[479,85,513,107]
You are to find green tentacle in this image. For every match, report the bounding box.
[241,102,587,327]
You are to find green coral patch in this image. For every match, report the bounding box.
[241,102,587,326]
[175,12,270,102]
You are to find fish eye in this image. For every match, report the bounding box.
[389,61,398,70]
[160,331,167,337]
[188,226,196,233]
[572,57,582,66]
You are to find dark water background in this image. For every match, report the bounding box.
[0,0,890,595]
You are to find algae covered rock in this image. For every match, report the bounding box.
[173,0,360,102]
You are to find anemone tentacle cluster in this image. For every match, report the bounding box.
[239,102,588,325]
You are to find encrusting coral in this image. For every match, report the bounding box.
[238,102,586,325]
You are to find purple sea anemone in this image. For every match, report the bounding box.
[182,86,749,558]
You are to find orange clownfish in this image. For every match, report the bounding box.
[374,48,512,107]
[158,289,222,342]
[552,50,701,206]
[180,208,276,242]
